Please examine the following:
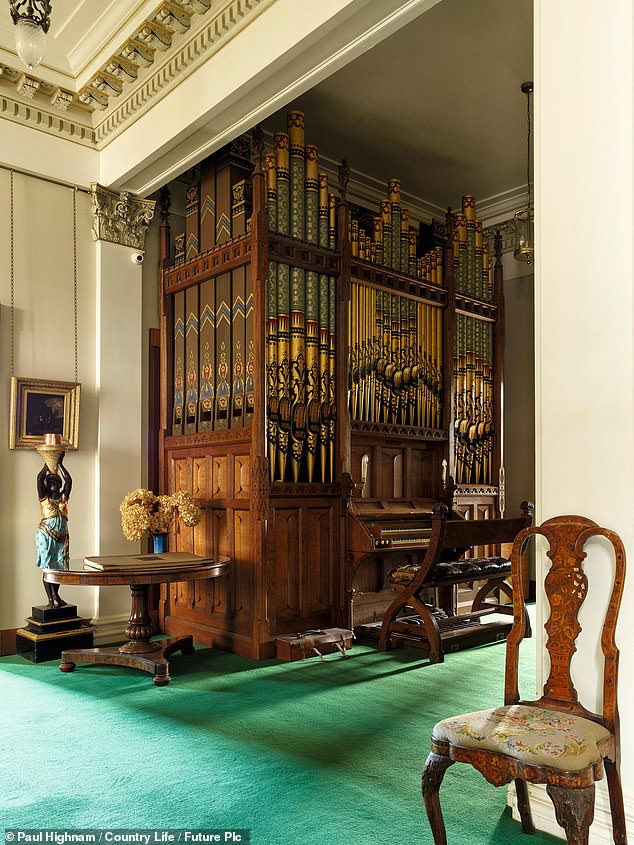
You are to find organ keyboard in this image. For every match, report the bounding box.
[344,497,459,629]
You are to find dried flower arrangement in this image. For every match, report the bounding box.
[120,488,201,541]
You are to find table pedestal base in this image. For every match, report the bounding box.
[59,635,195,686]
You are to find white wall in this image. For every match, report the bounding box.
[0,173,99,624]
[0,171,152,637]
[0,121,98,188]
[93,240,146,622]
[502,255,535,543]
[519,2,634,842]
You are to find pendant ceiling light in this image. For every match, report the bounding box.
[9,0,52,70]
[514,81,534,265]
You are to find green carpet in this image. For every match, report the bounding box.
[0,636,562,845]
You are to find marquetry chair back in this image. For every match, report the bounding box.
[422,514,627,845]
[505,515,626,738]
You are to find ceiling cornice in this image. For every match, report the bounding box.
[0,88,96,146]
[94,0,273,147]
[477,184,529,226]
[0,0,270,148]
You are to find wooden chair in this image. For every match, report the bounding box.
[422,515,627,845]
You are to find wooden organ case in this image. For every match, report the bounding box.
[157,113,507,660]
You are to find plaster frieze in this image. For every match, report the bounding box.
[91,183,156,250]
[0,90,96,146]
[93,0,271,146]
[0,0,269,148]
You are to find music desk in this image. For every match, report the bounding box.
[44,554,230,686]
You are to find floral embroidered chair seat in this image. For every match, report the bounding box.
[434,705,611,771]
[422,515,627,845]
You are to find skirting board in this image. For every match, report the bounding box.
[0,628,17,656]
[508,780,634,843]
[92,614,128,646]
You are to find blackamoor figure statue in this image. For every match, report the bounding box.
[35,452,72,609]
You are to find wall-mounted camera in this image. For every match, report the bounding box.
[132,253,144,264]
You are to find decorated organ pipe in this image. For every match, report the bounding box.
[287,110,307,482]
[318,174,330,482]
[388,180,402,271]
[346,284,443,430]
[451,195,495,302]
[264,152,278,480]
[342,174,452,288]
[304,143,320,482]
[453,313,494,485]
[275,131,291,480]
[328,194,337,481]
[170,137,252,438]
[259,112,338,483]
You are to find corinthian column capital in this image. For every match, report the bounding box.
[90,183,156,250]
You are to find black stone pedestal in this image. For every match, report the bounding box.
[16,605,94,663]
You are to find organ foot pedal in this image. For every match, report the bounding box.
[355,604,514,657]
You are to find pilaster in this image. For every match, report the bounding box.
[91,184,156,625]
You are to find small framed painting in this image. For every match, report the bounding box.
[9,377,81,450]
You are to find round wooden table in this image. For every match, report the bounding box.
[44,556,229,685]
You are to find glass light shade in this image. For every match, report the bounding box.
[14,18,46,70]
[514,207,534,264]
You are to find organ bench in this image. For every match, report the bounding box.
[351,499,533,662]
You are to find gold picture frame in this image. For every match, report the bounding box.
[9,377,81,450]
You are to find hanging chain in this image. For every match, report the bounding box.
[10,170,15,379]
[526,85,532,213]
[73,186,79,385]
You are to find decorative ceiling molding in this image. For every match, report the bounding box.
[477,184,530,227]
[91,183,156,249]
[0,62,77,113]
[77,0,204,111]
[93,0,271,146]
[0,0,271,149]
[0,90,96,145]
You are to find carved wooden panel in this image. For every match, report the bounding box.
[272,508,302,620]
[410,449,435,498]
[201,507,230,614]
[233,454,251,498]
[380,448,403,498]
[165,447,251,633]
[212,456,228,499]
[192,457,208,497]
[303,506,335,616]
[174,457,193,492]
[163,439,340,654]
[233,508,253,622]
[269,499,339,633]
[351,443,437,500]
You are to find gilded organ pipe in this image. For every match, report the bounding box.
[346,283,443,430]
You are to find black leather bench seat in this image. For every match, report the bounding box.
[390,556,511,587]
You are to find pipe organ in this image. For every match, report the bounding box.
[347,286,442,430]
[262,112,338,484]
[157,111,505,659]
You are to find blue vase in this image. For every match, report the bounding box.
[152,533,169,554]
